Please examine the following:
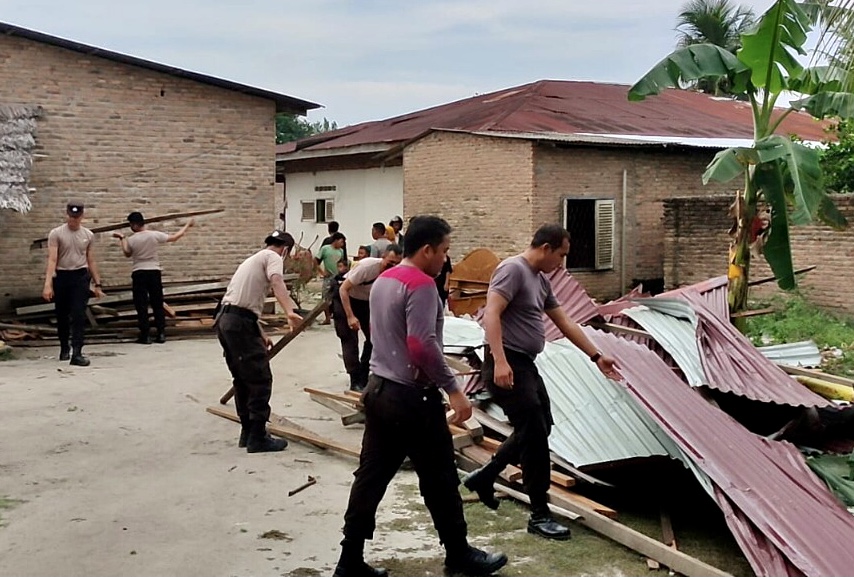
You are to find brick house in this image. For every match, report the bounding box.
[278,80,828,301]
[0,22,318,312]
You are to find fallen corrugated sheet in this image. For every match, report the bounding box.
[589,328,854,577]
[544,268,600,341]
[658,275,730,323]
[758,341,823,368]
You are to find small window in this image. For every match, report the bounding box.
[563,198,614,271]
[301,201,315,221]
[315,199,334,223]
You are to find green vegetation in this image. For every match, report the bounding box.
[745,294,854,375]
[0,497,21,527]
[0,347,13,361]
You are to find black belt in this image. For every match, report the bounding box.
[220,304,258,322]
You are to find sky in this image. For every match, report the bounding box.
[2,0,786,127]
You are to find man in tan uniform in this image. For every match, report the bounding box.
[113,211,194,344]
[216,230,303,453]
[42,201,105,366]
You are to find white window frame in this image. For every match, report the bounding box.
[562,197,615,271]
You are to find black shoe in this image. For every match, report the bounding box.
[527,514,571,541]
[59,347,70,361]
[332,560,388,577]
[445,545,508,576]
[349,373,365,392]
[238,428,249,448]
[69,354,90,367]
[136,334,151,345]
[462,464,501,510]
[154,332,166,344]
[246,422,288,453]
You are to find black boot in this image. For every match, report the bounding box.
[136,332,151,345]
[245,420,287,453]
[445,544,508,575]
[349,372,365,392]
[527,510,571,541]
[59,344,70,361]
[462,460,502,510]
[154,331,166,344]
[238,418,250,448]
[332,538,388,577]
[69,348,90,367]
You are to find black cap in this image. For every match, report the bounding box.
[264,229,293,247]
[66,201,84,216]
[127,211,145,224]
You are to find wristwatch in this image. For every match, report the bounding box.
[589,351,602,363]
[95,283,102,288]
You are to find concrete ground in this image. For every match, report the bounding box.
[0,324,435,577]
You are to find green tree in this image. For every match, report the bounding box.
[675,0,757,95]
[821,120,854,192]
[276,114,338,144]
[630,0,853,324]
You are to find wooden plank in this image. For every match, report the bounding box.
[206,405,360,459]
[730,307,774,319]
[309,393,355,416]
[472,407,513,437]
[476,435,503,452]
[462,416,484,442]
[778,364,854,388]
[456,456,731,577]
[340,411,366,426]
[0,321,57,334]
[16,281,230,316]
[661,509,676,547]
[549,470,576,488]
[459,445,523,482]
[587,321,652,339]
[303,387,362,408]
[30,208,224,249]
[452,432,474,450]
[162,302,177,318]
[266,298,328,359]
[748,265,815,287]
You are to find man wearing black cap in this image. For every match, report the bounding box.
[42,201,106,366]
[216,230,303,453]
[113,212,194,344]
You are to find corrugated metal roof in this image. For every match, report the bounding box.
[590,329,854,577]
[758,341,823,368]
[658,275,730,323]
[544,268,600,341]
[0,22,319,115]
[279,80,830,156]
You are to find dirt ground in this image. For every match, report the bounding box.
[0,325,440,577]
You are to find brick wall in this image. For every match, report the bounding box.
[664,194,854,315]
[403,131,534,259]
[0,34,278,312]
[534,144,732,300]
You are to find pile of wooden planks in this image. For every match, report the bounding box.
[0,276,298,346]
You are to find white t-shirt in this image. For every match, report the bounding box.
[48,224,94,270]
[221,249,284,316]
[344,257,384,301]
[126,230,169,272]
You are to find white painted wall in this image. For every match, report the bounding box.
[284,166,403,256]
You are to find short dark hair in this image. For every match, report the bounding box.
[372,222,386,235]
[327,221,340,233]
[267,231,295,249]
[383,243,402,256]
[531,224,570,249]
[330,231,346,242]
[403,216,451,258]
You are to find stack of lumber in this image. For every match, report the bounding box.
[0,276,297,346]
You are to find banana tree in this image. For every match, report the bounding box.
[629,0,853,323]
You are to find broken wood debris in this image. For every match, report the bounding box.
[288,475,317,497]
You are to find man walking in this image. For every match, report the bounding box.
[463,224,620,540]
[113,212,194,344]
[316,231,346,325]
[216,230,303,453]
[332,216,507,577]
[42,201,105,366]
[333,244,402,392]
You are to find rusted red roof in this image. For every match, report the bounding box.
[278,80,831,155]
[544,269,600,341]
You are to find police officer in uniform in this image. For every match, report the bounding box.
[216,230,303,453]
[42,201,105,366]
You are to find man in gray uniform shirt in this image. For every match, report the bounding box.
[42,201,106,366]
[464,223,620,541]
[114,212,194,344]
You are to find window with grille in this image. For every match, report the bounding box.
[301,201,315,221]
[562,198,614,271]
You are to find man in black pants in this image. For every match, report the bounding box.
[463,224,620,540]
[42,201,106,366]
[114,211,194,344]
[216,230,303,453]
[333,244,402,391]
[332,216,507,577]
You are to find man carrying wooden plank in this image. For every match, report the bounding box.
[42,201,106,366]
[464,224,621,541]
[215,230,302,453]
[333,244,402,391]
[113,211,194,344]
[332,216,507,577]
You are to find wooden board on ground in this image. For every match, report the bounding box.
[779,364,854,388]
[304,387,363,408]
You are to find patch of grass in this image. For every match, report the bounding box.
[745,294,854,376]
[0,497,22,527]
[0,346,14,361]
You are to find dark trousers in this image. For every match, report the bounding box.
[332,297,371,378]
[216,311,272,424]
[484,347,554,514]
[54,268,90,351]
[342,375,467,549]
[132,269,165,336]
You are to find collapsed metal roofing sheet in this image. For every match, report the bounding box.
[590,328,854,577]
[280,80,830,155]
[544,268,600,341]
[658,275,730,323]
[758,341,823,368]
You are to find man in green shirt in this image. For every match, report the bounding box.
[316,231,346,324]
